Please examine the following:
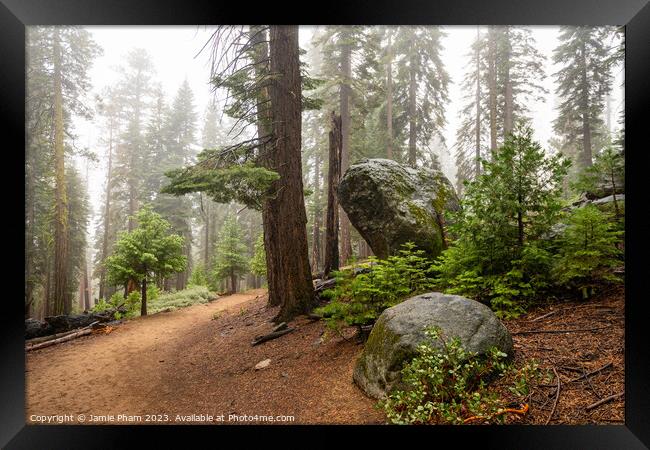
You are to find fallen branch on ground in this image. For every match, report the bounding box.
[25,328,81,346]
[463,404,529,424]
[26,321,99,352]
[568,362,613,383]
[251,327,295,346]
[528,310,560,322]
[545,367,561,425]
[513,326,610,335]
[586,392,624,411]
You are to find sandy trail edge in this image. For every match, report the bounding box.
[26,290,267,423]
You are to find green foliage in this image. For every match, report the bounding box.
[163,162,280,211]
[116,291,142,319]
[91,298,112,313]
[147,286,212,314]
[380,326,514,425]
[571,145,625,218]
[188,263,209,287]
[147,284,160,302]
[211,215,250,286]
[91,291,139,319]
[433,124,570,318]
[105,205,187,288]
[553,205,623,298]
[250,234,267,277]
[315,243,435,330]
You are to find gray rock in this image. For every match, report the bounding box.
[338,158,460,259]
[353,292,513,399]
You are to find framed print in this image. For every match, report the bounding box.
[1,0,649,448]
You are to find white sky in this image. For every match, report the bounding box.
[69,25,624,248]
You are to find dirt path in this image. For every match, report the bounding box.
[26,289,383,425]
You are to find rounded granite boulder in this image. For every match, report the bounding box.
[353,292,513,399]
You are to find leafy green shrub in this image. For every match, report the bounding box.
[314,243,435,332]
[147,284,160,302]
[188,264,209,287]
[380,326,538,425]
[432,241,554,319]
[147,286,212,314]
[91,298,112,313]
[553,204,623,298]
[431,125,576,318]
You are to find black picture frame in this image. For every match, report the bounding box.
[2,0,649,448]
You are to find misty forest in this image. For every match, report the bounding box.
[25,25,625,425]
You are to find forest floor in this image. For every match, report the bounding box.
[25,285,624,425]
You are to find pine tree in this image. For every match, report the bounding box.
[250,234,267,278]
[154,79,198,291]
[25,26,101,316]
[553,26,620,170]
[554,205,622,298]
[212,215,249,293]
[106,205,186,316]
[113,48,155,232]
[391,26,449,167]
[434,124,570,315]
[163,25,316,322]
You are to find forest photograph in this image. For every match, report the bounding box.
[24,24,625,426]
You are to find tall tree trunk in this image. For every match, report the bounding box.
[99,122,114,301]
[503,27,514,138]
[252,26,282,308]
[408,52,417,167]
[230,268,237,294]
[386,35,394,160]
[204,198,210,268]
[488,26,498,156]
[580,41,593,168]
[339,36,353,265]
[475,26,482,177]
[128,68,143,232]
[267,25,316,322]
[311,150,322,273]
[25,150,36,318]
[141,276,147,316]
[43,254,51,318]
[52,28,69,316]
[324,112,342,278]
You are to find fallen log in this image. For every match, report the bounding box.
[26,306,126,339]
[25,328,82,346]
[251,327,295,346]
[26,327,93,351]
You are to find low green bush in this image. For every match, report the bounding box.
[314,243,435,332]
[380,326,539,425]
[147,286,212,314]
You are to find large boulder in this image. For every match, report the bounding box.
[353,292,513,399]
[338,158,460,259]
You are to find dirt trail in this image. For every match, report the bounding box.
[26,289,382,425]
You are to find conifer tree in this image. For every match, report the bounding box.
[553,26,620,170]
[212,215,249,293]
[25,26,101,316]
[391,26,449,167]
[163,25,316,322]
[106,206,186,316]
